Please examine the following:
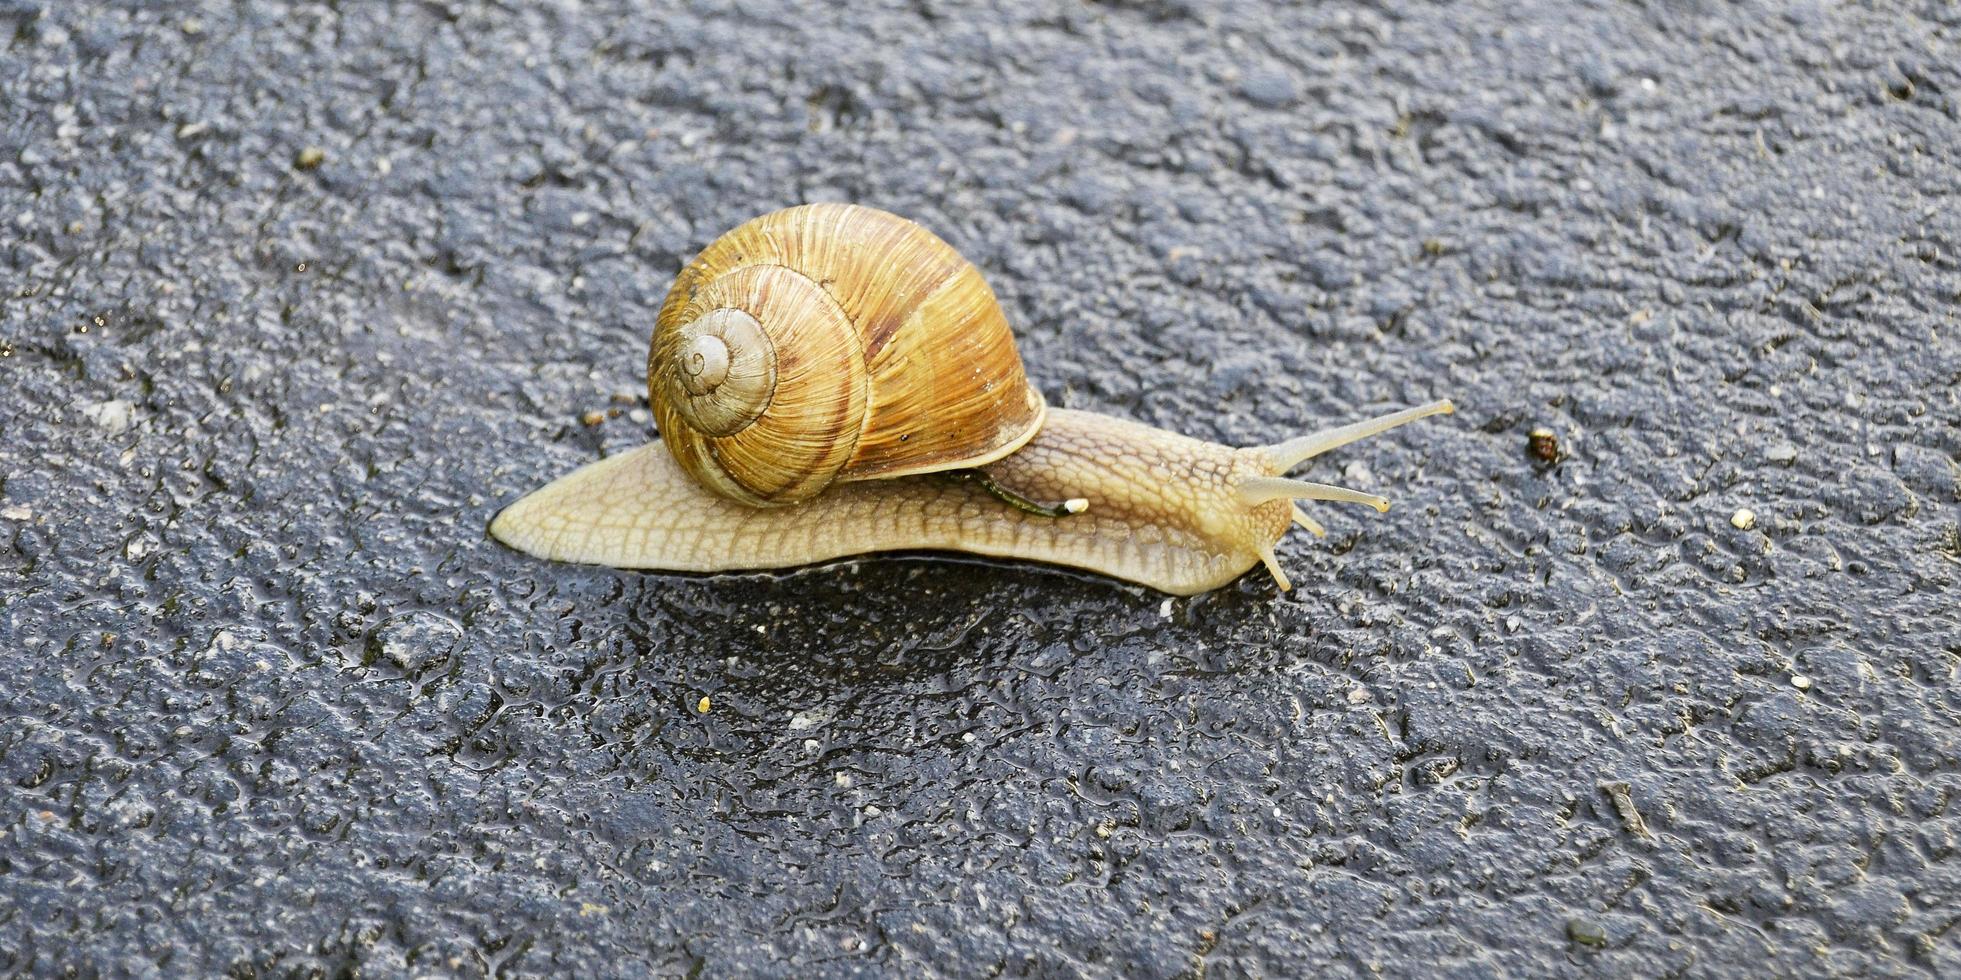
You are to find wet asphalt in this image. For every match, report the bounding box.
[2,1,1959,976]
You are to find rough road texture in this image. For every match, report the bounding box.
[3,1,1958,976]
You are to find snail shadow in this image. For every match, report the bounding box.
[485,535,1305,849]
[619,551,1152,694]
[611,548,1291,706]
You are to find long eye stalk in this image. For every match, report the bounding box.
[1260,399,1454,472]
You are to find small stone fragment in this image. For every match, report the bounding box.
[1528,427,1560,462]
[294,146,326,169]
[1239,68,1300,108]
[580,409,607,426]
[696,695,711,714]
[1791,675,1812,691]
[83,399,136,434]
[1730,508,1757,531]
[366,611,462,672]
[1598,780,1651,838]
[1766,442,1798,464]
[1566,917,1608,948]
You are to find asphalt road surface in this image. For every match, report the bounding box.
[3,1,1958,976]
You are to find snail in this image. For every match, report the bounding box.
[491,203,1453,595]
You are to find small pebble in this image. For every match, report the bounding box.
[580,410,607,426]
[83,399,136,434]
[1791,675,1812,691]
[696,695,711,714]
[1528,427,1560,462]
[1730,508,1757,531]
[294,146,326,169]
[365,611,461,672]
[1566,917,1608,948]
[1766,442,1798,464]
[1239,68,1300,108]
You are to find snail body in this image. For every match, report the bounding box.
[493,404,1453,596]
[493,204,1453,594]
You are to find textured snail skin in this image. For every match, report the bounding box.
[490,404,1452,595]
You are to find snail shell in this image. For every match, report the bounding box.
[648,203,1046,506]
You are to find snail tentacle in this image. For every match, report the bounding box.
[1258,547,1293,592]
[1237,476,1391,512]
[1259,399,1454,472]
[1290,505,1326,538]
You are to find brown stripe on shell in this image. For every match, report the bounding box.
[842,260,1044,480]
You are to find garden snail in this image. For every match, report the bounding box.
[491,203,1453,595]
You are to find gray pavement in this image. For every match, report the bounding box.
[2,1,1958,975]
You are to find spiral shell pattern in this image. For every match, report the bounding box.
[649,203,1046,506]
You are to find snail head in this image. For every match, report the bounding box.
[1234,399,1455,589]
